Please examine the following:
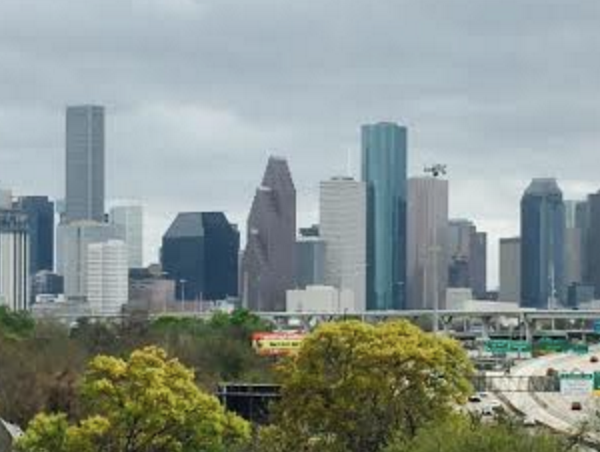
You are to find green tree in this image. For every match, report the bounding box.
[384,415,566,452]
[264,320,473,452]
[16,346,250,452]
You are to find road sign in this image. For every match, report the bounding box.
[484,340,531,355]
[560,372,594,396]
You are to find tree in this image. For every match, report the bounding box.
[384,415,566,452]
[264,320,473,452]
[16,346,251,452]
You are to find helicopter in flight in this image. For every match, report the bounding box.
[424,164,447,178]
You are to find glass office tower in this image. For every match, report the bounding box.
[520,178,566,309]
[361,122,407,310]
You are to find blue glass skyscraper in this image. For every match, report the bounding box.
[520,178,566,309]
[361,122,407,310]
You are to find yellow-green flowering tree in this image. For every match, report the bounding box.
[16,346,250,452]
[261,320,473,452]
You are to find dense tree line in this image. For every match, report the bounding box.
[0,307,273,426]
[3,308,586,451]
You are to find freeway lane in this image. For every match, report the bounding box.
[497,349,600,440]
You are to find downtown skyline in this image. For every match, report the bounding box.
[0,0,598,288]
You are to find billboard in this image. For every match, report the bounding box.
[252,332,306,356]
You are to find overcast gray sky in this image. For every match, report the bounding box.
[1,0,599,287]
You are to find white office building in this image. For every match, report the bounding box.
[87,240,128,316]
[0,211,29,311]
[319,177,367,312]
[109,203,144,268]
[407,177,449,310]
[57,221,124,300]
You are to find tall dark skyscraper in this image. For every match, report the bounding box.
[161,212,239,301]
[469,231,487,299]
[65,105,105,223]
[585,192,600,298]
[520,178,566,309]
[361,122,407,310]
[13,196,54,275]
[242,157,296,311]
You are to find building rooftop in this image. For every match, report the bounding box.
[524,178,562,196]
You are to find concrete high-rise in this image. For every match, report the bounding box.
[361,122,407,310]
[585,192,600,298]
[0,211,29,311]
[242,157,296,311]
[520,178,566,309]
[407,177,448,310]
[65,105,105,223]
[499,237,521,302]
[56,221,123,300]
[161,212,239,301]
[320,177,367,312]
[87,240,128,316]
[447,219,487,298]
[109,203,144,268]
[13,196,54,275]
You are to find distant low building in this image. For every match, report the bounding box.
[286,285,354,313]
[128,267,176,313]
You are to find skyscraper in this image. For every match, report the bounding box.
[161,212,239,301]
[87,240,128,316]
[361,122,407,310]
[0,211,29,311]
[520,178,566,309]
[65,105,105,223]
[242,157,296,311]
[407,177,449,310]
[499,237,521,302]
[13,196,54,275]
[296,232,326,290]
[447,219,474,288]
[320,177,367,312]
[56,221,123,300]
[109,203,144,268]
[585,192,600,298]
[469,231,487,299]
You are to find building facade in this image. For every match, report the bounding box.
[499,237,521,302]
[407,177,449,310]
[470,231,487,299]
[87,240,128,316]
[520,178,566,309]
[361,122,407,310]
[0,211,29,311]
[109,203,144,268]
[586,192,600,298]
[56,221,123,300]
[296,235,326,289]
[13,196,54,275]
[319,177,367,312]
[162,212,239,301]
[65,105,105,223]
[242,157,296,311]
